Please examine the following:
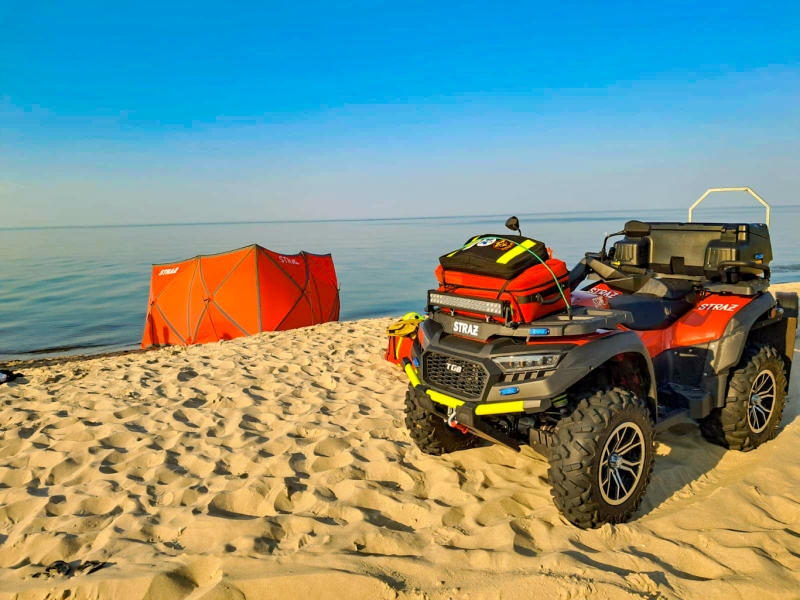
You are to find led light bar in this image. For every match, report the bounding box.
[428,291,505,317]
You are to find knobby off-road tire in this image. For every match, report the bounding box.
[548,387,656,529]
[404,385,480,455]
[700,343,788,452]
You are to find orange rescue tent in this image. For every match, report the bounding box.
[141,245,339,348]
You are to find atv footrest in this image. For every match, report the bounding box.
[658,383,714,419]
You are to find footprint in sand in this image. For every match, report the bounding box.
[177,368,199,382]
[209,487,271,518]
[313,437,351,457]
[45,458,83,485]
[182,397,206,409]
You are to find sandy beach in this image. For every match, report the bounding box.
[1,284,799,599]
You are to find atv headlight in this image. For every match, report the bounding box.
[492,353,562,373]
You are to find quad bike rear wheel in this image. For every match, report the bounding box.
[700,343,788,452]
[404,385,480,455]
[548,387,656,529]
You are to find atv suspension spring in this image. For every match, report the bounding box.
[553,393,569,417]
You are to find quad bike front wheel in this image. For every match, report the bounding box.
[548,387,656,529]
[701,343,788,452]
[404,385,480,455]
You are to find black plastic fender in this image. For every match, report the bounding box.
[709,292,777,374]
[751,291,798,379]
[539,330,658,418]
[775,292,799,369]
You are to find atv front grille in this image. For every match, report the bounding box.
[423,352,488,399]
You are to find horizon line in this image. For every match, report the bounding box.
[2,203,795,232]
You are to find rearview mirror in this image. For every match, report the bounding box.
[505,216,521,234]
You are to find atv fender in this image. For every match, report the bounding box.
[541,330,658,418]
[709,292,777,374]
[749,292,798,377]
[774,292,799,375]
[695,292,798,414]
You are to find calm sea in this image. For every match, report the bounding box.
[2,205,799,361]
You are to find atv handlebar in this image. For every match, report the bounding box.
[618,264,649,276]
[577,255,654,294]
[584,255,629,282]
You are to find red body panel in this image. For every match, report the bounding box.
[633,294,753,357]
[577,285,754,359]
[385,336,415,365]
[585,283,623,300]
[571,289,610,309]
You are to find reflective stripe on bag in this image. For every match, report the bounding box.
[496,239,536,264]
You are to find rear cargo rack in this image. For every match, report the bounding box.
[430,307,632,342]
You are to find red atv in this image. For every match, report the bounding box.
[402,189,797,528]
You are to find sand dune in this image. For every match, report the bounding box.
[1,306,799,598]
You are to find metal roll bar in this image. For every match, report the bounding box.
[688,187,770,227]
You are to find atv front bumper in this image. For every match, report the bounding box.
[403,359,523,451]
[403,360,531,416]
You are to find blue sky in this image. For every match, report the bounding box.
[1,1,799,226]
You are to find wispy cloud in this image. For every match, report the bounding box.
[0,180,27,196]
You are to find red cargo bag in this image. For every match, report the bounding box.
[385,336,415,366]
[435,258,570,324]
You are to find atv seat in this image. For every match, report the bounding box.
[634,276,697,300]
[608,293,694,330]
[590,273,697,300]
